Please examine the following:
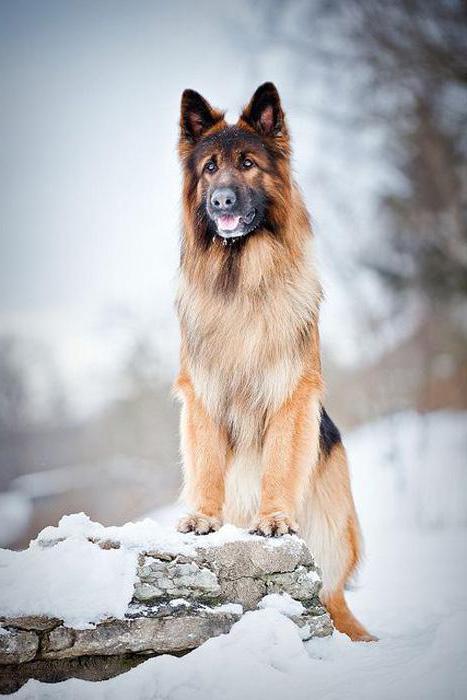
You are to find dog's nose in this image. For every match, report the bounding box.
[210,187,237,211]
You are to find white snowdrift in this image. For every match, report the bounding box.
[348,410,467,530]
[0,538,137,628]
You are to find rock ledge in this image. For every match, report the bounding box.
[0,530,333,665]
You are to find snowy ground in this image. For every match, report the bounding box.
[6,410,467,699]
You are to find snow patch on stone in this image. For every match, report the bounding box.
[206,603,243,616]
[35,513,296,557]
[258,593,306,617]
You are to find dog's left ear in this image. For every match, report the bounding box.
[240,82,286,137]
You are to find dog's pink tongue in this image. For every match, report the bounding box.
[218,215,240,231]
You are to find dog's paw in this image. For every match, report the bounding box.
[351,631,379,643]
[250,512,299,537]
[177,513,222,535]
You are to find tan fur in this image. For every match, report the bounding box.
[174,85,376,641]
[175,373,227,525]
[322,590,378,642]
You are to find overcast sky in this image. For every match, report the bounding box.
[0,0,391,417]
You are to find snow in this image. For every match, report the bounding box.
[348,410,467,530]
[258,593,305,617]
[191,523,303,551]
[7,410,467,698]
[169,599,190,608]
[36,513,198,556]
[35,513,297,555]
[206,603,243,616]
[0,538,137,629]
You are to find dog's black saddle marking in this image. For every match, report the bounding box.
[319,406,342,457]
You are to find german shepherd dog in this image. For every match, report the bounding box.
[175,83,376,642]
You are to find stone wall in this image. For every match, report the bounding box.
[0,534,332,667]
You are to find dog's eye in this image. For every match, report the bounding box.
[242,158,254,169]
[205,160,217,174]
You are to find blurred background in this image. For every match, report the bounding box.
[1,0,466,548]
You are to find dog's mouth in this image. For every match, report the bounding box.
[216,209,256,239]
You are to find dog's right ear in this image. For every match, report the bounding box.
[180,90,224,144]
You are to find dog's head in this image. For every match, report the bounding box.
[179,83,290,245]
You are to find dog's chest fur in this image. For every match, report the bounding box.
[178,244,321,448]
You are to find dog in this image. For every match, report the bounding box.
[174,82,376,642]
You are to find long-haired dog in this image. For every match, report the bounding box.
[174,82,376,641]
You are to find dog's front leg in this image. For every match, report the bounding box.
[176,375,228,535]
[251,375,321,536]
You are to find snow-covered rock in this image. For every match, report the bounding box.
[0,514,332,669]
